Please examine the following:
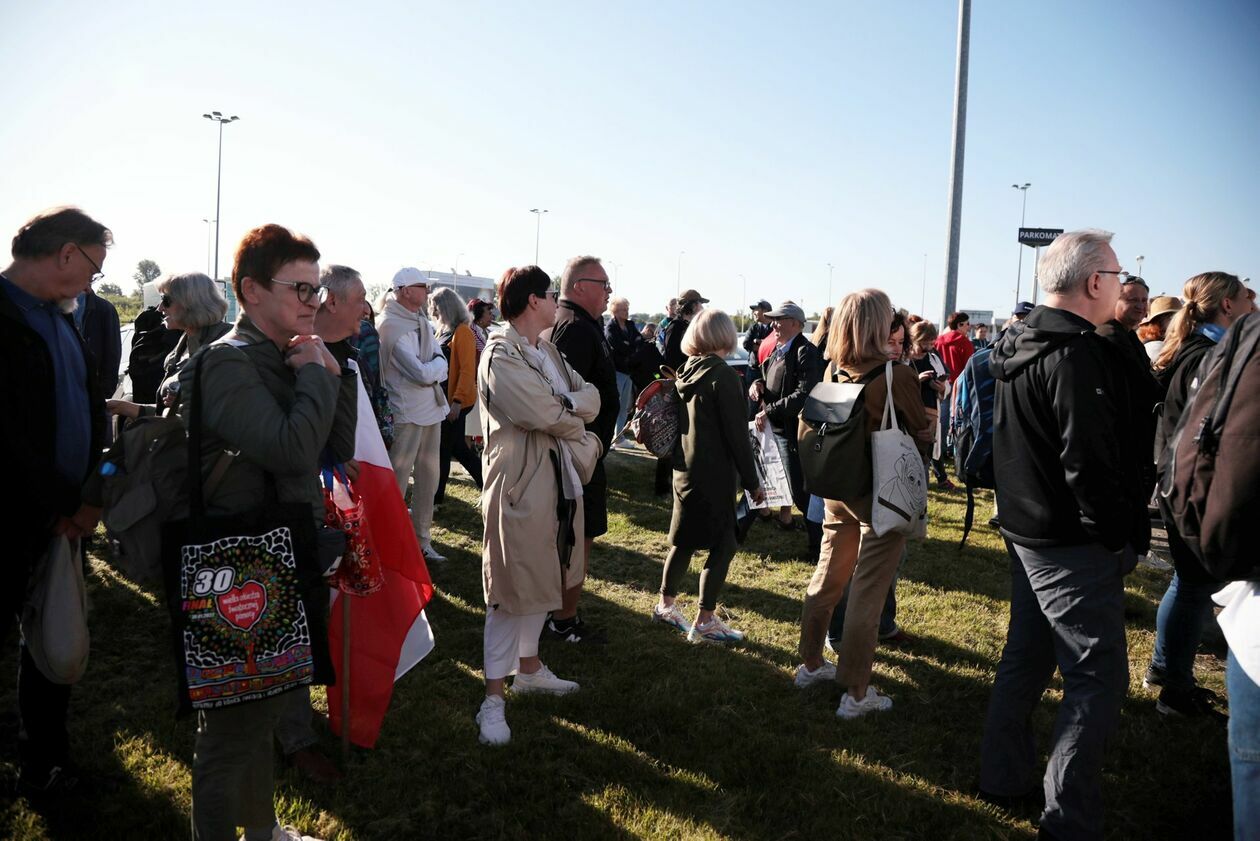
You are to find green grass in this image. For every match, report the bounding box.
[0,449,1232,840]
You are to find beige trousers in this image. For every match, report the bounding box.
[798,495,907,688]
[390,421,442,544]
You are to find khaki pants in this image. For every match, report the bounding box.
[390,421,441,544]
[798,496,906,689]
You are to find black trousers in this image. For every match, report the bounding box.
[436,405,483,502]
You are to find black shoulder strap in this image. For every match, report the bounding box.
[959,486,976,550]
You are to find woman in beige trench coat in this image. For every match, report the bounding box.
[474,265,602,746]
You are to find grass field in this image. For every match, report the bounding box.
[0,448,1233,840]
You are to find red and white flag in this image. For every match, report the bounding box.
[328,366,436,748]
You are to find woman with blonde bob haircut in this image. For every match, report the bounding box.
[653,310,765,642]
[106,272,230,419]
[794,288,930,719]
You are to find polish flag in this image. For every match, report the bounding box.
[328,365,436,748]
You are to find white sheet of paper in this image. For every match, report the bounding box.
[747,421,794,509]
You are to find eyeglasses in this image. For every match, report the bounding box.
[576,278,613,292]
[74,244,104,283]
[534,289,559,302]
[1097,270,1132,283]
[160,294,173,308]
[270,278,328,304]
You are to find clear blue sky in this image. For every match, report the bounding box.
[2,0,1256,321]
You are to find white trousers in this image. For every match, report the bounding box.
[483,607,548,681]
[390,421,441,544]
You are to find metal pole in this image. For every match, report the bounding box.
[213,120,224,281]
[340,592,351,761]
[203,218,214,276]
[941,0,971,326]
[827,262,834,306]
[921,253,928,315]
[676,251,685,295]
[1032,247,1041,304]
[1013,183,1030,307]
[530,209,547,265]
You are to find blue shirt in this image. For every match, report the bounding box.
[1196,322,1226,344]
[0,274,92,485]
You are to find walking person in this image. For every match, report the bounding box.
[376,268,449,561]
[179,223,356,841]
[978,229,1146,841]
[430,286,484,505]
[1144,271,1252,719]
[793,290,928,719]
[475,266,601,746]
[652,310,765,642]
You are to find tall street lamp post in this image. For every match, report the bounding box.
[1011,182,1031,306]
[676,251,685,295]
[203,111,239,281]
[202,218,215,276]
[529,209,548,265]
[827,262,834,306]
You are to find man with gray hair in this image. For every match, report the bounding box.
[980,229,1147,840]
[541,255,619,644]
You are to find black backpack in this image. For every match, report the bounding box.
[1157,313,1260,580]
[797,365,883,504]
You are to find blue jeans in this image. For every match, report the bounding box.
[1229,649,1260,841]
[828,546,903,644]
[1150,571,1223,691]
[614,371,633,438]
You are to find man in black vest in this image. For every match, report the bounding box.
[0,206,109,796]
[541,256,619,644]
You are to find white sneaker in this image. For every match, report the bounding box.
[793,661,837,688]
[688,616,745,643]
[836,686,893,719]
[511,663,579,696]
[272,826,324,841]
[476,695,511,746]
[421,543,447,562]
[652,602,690,633]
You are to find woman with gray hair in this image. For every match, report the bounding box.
[106,272,230,419]
[429,286,484,504]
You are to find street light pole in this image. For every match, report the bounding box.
[676,250,685,295]
[529,209,548,265]
[827,262,834,306]
[203,111,239,281]
[921,253,928,314]
[1011,182,1031,307]
[202,218,215,276]
[1135,255,1145,278]
[940,0,972,326]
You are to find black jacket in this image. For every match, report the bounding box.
[605,318,641,375]
[80,290,122,399]
[629,340,666,391]
[1,283,104,572]
[662,316,689,372]
[546,300,620,454]
[1155,332,1217,459]
[989,306,1145,552]
[743,321,773,377]
[1096,318,1164,497]
[756,333,822,438]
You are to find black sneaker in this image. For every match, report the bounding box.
[1142,663,1166,689]
[987,516,1001,529]
[1156,686,1227,722]
[542,615,607,645]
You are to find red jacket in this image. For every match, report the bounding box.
[934,329,974,383]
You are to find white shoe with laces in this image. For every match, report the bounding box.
[511,663,580,695]
[421,543,447,562]
[836,686,893,719]
[652,602,690,633]
[476,695,511,746]
[688,615,745,643]
[236,825,323,841]
[793,660,837,688]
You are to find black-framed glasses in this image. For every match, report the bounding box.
[1097,269,1131,283]
[73,243,104,283]
[575,278,613,292]
[160,293,173,308]
[271,278,328,304]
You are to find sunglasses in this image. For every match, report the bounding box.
[160,293,173,308]
[271,278,329,304]
[575,278,612,292]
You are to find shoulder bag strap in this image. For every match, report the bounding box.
[880,360,899,432]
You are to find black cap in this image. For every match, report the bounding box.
[750,299,772,311]
[1013,301,1035,316]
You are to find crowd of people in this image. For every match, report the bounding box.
[3,205,1257,841]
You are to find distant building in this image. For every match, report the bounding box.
[424,270,497,304]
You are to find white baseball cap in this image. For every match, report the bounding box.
[392,267,430,291]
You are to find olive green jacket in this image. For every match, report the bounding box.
[177,314,358,528]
